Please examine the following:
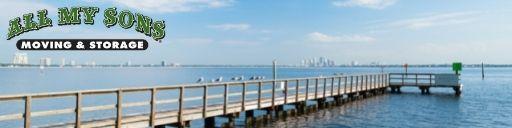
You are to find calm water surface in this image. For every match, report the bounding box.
[0,67,510,127]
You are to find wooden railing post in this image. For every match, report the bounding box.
[315,78,319,99]
[384,74,386,87]
[202,85,208,118]
[331,77,335,96]
[383,74,386,87]
[371,75,374,89]
[377,74,380,88]
[415,74,418,86]
[382,74,384,87]
[370,75,373,89]
[305,79,310,100]
[295,80,299,102]
[272,81,276,108]
[284,80,288,104]
[323,77,327,98]
[344,77,348,94]
[355,76,359,92]
[379,74,382,87]
[223,84,229,114]
[76,92,82,128]
[429,74,433,86]
[365,75,368,91]
[337,77,342,95]
[386,74,389,87]
[376,74,379,88]
[360,75,364,91]
[242,82,247,111]
[401,74,405,86]
[24,96,31,128]
[350,76,354,93]
[373,75,376,89]
[150,88,156,126]
[375,75,378,88]
[178,87,184,124]
[381,74,383,87]
[116,90,123,128]
[355,75,358,92]
[257,82,262,109]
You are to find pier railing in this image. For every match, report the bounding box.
[0,73,388,128]
[388,73,460,87]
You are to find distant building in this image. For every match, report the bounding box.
[60,58,66,67]
[170,63,180,67]
[370,61,381,66]
[161,61,166,67]
[13,53,28,65]
[350,61,359,66]
[126,60,132,67]
[70,60,76,66]
[301,57,336,67]
[40,58,51,66]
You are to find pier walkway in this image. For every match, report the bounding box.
[0,73,461,128]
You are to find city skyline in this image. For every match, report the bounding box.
[2,0,512,65]
[3,52,498,67]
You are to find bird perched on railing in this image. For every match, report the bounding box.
[196,77,204,83]
[215,77,223,82]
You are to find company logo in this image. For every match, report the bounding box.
[7,7,165,50]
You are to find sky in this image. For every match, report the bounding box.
[1,0,512,65]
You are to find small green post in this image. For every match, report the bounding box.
[452,62,462,75]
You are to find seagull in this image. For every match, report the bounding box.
[196,77,204,83]
[215,77,223,82]
[250,76,255,80]
[239,76,244,81]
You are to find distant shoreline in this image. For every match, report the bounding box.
[0,64,510,68]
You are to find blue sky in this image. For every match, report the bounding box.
[1,0,512,65]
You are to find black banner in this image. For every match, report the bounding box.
[16,39,148,50]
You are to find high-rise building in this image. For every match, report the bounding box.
[126,60,132,66]
[70,60,76,66]
[161,61,166,67]
[60,58,66,67]
[350,61,359,66]
[12,53,28,65]
[40,58,51,67]
[301,57,336,67]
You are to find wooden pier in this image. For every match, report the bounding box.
[388,73,462,95]
[0,73,460,128]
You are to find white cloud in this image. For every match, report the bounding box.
[208,23,251,31]
[332,0,397,9]
[388,12,479,29]
[308,32,375,43]
[221,40,260,46]
[0,0,56,23]
[388,11,480,30]
[109,0,234,13]
[175,38,213,45]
